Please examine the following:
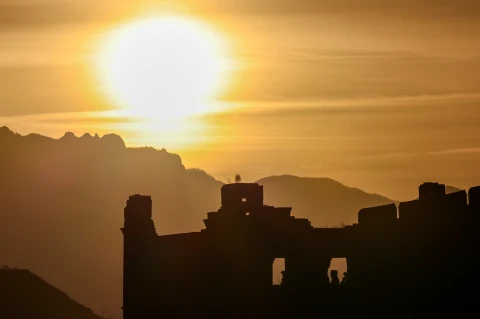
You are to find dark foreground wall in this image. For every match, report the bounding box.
[122,182,480,318]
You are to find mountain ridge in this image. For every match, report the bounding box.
[256,174,393,227]
[0,126,397,318]
[257,174,391,200]
[0,267,104,319]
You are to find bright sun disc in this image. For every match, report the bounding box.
[94,16,230,118]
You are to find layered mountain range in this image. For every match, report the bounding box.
[2,126,449,318]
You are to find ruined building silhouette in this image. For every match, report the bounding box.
[122,182,480,318]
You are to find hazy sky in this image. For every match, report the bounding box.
[1,0,480,200]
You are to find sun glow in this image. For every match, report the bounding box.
[93,16,232,119]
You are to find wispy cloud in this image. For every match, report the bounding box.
[426,148,480,156]
[218,92,480,116]
[337,147,480,164]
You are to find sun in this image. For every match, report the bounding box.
[93,16,231,118]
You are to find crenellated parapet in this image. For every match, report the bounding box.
[359,182,476,227]
[122,181,480,318]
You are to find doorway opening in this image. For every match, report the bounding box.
[328,258,347,283]
[272,258,285,285]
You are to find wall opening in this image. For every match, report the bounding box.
[272,258,285,285]
[328,258,347,283]
[242,198,247,202]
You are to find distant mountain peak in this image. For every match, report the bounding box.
[81,133,94,139]
[61,131,77,140]
[100,133,126,149]
[446,185,464,194]
[256,174,394,227]
[57,130,126,149]
[257,174,365,192]
[0,125,15,137]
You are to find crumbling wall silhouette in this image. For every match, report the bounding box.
[122,182,480,318]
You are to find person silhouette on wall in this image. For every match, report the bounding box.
[341,272,348,285]
[280,270,288,285]
[330,270,340,285]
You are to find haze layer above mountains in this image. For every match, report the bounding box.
[0,126,431,318]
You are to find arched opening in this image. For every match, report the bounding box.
[272,258,285,285]
[328,258,347,284]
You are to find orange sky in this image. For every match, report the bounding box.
[1,0,480,200]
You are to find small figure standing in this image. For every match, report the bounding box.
[341,272,348,285]
[330,270,340,285]
[280,270,288,285]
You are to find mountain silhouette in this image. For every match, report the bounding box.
[0,126,394,318]
[446,185,464,194]
[0,267,103,319]
[257,175,393,227]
